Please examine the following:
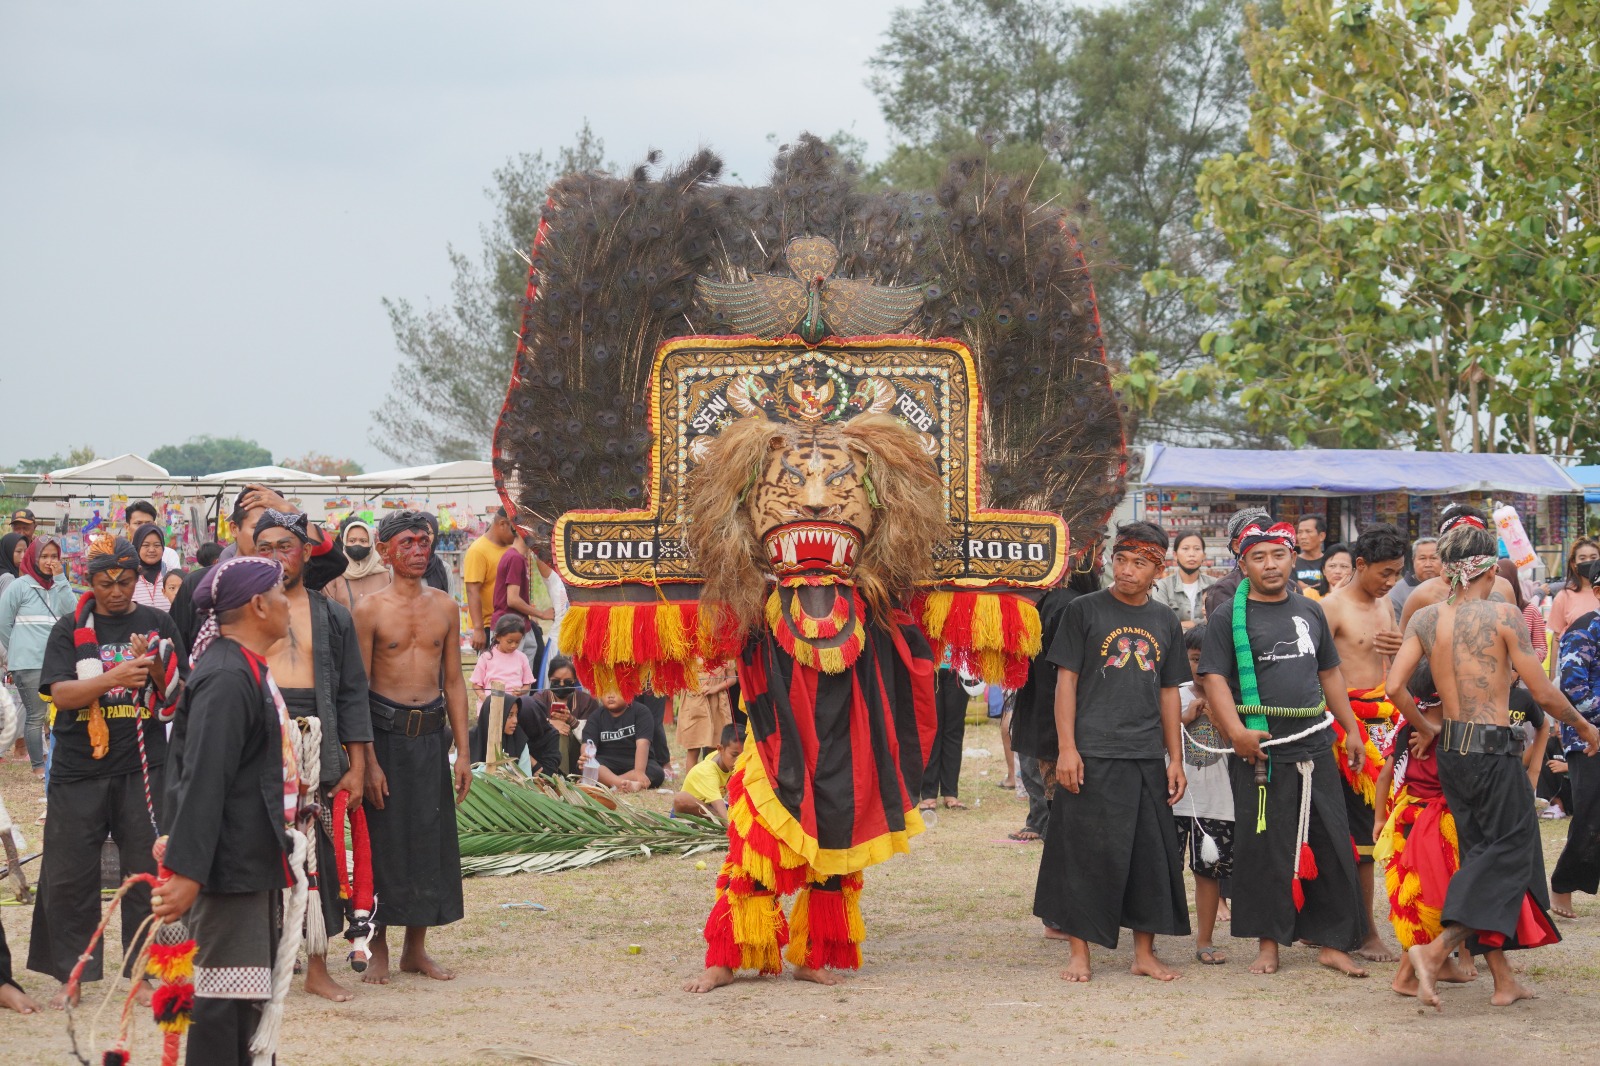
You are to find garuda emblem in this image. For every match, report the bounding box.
[695,236,927,344]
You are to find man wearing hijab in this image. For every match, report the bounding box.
[29,536,187,1006]
[251,509,373,1001]
[327,517,392,610]
[153,556,299,1064]
[353,510,471,984]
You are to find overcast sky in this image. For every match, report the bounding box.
[0,1,899,471]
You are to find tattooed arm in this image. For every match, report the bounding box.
[1504,602,1599,752]
[1385,620,1437,741]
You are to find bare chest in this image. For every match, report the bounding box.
[266,597,316,688]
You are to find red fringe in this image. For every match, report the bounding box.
[942,595,975,653]
[150,982,193,1028]
[1297,842,1318,881]
[702,893,741,969]
[633,606,661,664]
[1003,652,1030,690]
[582,608,609,664]
[651,659,688,696]
[998,594,1026,648]
[804,889,860,970]
[1292,878,1305,911]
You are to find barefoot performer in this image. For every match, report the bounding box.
[1320,523,1408,962]
[156,556,299,1064]
[1197,519,1371,978]
[1,920,39,1015]
[251,509,373,1001]
[30,535,187,1007]
[1033,522,1191,983]
[1387,521,1599,1011]
[353,510,472,984]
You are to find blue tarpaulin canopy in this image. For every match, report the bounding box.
[1141,446,1583,497]
[1567,465,1600,504]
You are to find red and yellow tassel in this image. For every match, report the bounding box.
[916,590,1040,686]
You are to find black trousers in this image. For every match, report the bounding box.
[1,913,22,993]
[28,768,161,983]
[1551,749,1600,895]
[1019,755,1049,836]
[187,999,265,1064]
[921,670,968,800]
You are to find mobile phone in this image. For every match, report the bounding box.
[550,698,568,717]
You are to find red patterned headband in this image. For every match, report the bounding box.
[1236,522,1296,555]
[1112,539,1168,568]
[1440,513,1487,533]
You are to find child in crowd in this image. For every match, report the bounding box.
[1173,623,1235,965]
[673,724,744,821]
[472,614,535,704]
[161,569,186,606]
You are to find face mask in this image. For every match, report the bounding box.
[1578,559,1600,584]
[550,680,578,696]
[346,545,371,561]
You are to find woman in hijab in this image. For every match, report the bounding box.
[131,523,173,610]
[0,536,75,773]
[0,531,30,599]
[420,511,450,593]
[327,516,392,609]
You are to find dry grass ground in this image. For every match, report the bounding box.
[5,722,1600,1065]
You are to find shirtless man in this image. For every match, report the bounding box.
[354,510,472,984]
[1386,521,1599,1011]
[250,510,373,1001]
[1398,505,1517,632]
[1320,524,1408,962]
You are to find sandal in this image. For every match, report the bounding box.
[1007,829,1041,842]
[1195,947,1227,965]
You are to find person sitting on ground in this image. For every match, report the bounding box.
[468,667,563,776]
[471,614,535,705]
[535,656,603,773]
[581,690,665,793]
[674,724,745,822]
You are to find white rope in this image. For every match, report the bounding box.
[296,718,328,957]
[1294,759,1314,875]
[1181,711,1334,755]
[252,826,308,1066]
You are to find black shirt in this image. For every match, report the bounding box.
[1011,587,1083,759]
[1046,589,1190,760]
[586,700,654,774]
[1199,592,1340,759]
[1292,554,1326,589]
[40,604,188,784]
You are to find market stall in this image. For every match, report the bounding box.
[1130,445,1586,576]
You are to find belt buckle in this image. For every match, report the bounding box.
[1456,722,1474,755]
[405,708,423,738]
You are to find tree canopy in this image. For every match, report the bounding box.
[148,436,272,477]
[280,452,364,477]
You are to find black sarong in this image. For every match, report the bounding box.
[1033,757,1190,948]
[188,890,276,1066]
[366,693,463,928]
[1438,748,1560,952]
[1228,747,1364,950]
[28,768,161,982]
[1,913,22,994]
[1551,749,1600,896]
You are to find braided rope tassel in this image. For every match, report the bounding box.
[135,717,159,835]
[250,826,308,1066]
[1291,760,1318,910]
[296,719,328,958]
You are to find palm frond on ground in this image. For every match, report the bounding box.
[457,770,726,876]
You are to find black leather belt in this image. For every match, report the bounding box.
[1440,718,1525,756]
[370,703,446,737]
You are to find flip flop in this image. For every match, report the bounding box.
[1195,947,1227,965]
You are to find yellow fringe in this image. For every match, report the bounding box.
[659,604,692,663]
[1440,811,1458,850]
[765,591,783,633]
[558,606,588,658]
[784,888,811,968]
[730,891,784,974]
[921,591,952,640]
[1398,871,1422,908]
[817,645,847,674]
[843,883,865,945]
[1017,600,1042,657]
[976,649,1008,685]
[1415,902,1443,941]
[607,605,635,664]
[972,593,1003,650]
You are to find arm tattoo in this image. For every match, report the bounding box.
[1406,605,1439,651]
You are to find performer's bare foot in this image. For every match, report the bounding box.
[1392,958,1418,997]
[1550,891,1577,920]
[48,983,80,1010]
[1490,977,1536,1006]
[1408,944,1443,1010]
[399,946,454,981]
[1353,934,1397,963]
[1042,925,1070,941]
[683,966,737,993]
[1318,947,1368,978]
[1130,954,1182,980]
[1248,941,1279,975]
[1060,938,1092,983]
[1216,900,1231,922]
[1440,955,1477,983]
[304,955,354,1002]
[0,983,39,1014]
[133,978,155,1007]
[362,934,391,985]
[793,966,845,986]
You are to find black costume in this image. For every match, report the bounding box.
[920,668,969,801]
[470,691,562,773]
[1032,590,1192,947]
[29,603,186,984]
[367,692,463,928]
[164,638,293,1065]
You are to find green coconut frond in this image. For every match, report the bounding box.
[456,770,726,877]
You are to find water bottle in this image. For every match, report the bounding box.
[581,739,600,785]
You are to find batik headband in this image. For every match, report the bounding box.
[254,508,310,542]
[1112,538,1168,568]
[1442,554,1497,590]
[1439,513,1487,534]
[1236,522,1297,555]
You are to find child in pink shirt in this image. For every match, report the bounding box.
[472,614,535,703]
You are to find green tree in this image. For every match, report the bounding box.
[372,122,612,463]
[149,436,272,476]
[6,444,97,474]
[1140,0,1600,454]
[869,0,1262,444]
[280,452,364,477]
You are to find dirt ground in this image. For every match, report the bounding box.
[5,721,1600,1065]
